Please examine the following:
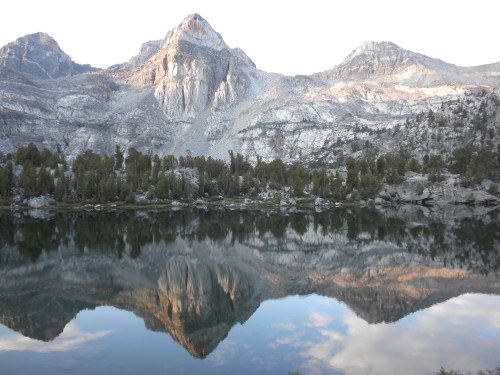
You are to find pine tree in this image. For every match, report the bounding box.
[359,171,380,199]
[346,158,359,191]
[331,176,345,202]
[114,145,124,170]
[20,163,37,199]
[407,158,421,173]
[157,174,170,199]
[38,166,54,195]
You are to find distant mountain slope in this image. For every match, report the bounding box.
[317,41,458,82]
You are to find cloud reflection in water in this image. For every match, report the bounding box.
[0,322,111,353]
[298,294,500,375]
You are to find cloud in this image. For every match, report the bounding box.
[427,293,500,328]
[299,294,500,375]
[0,322,111,353]
[207,339,238,366]
[305,311,333,328]
[273,322,297,331]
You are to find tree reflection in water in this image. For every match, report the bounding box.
[0,207,497,274]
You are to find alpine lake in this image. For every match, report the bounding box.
[0,205,498,375]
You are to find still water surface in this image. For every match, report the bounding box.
[0,207,498,374]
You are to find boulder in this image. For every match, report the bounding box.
[194,199,207,206]
[429,185,472,204]
[470,190,500,206]
[481,180,494,191]
[378,190,392,201]
[28,196,54,208]
[27,209,54,219]
[394,180,432,203]
[314,197,324,206]
[280,198,297,206]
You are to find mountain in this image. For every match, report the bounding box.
[121,39,163,68]
[131,13,256,120]
[318,41,459,82]
[0,32,98,79]
[0,14,498,163]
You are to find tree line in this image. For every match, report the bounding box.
[0,141,498,205]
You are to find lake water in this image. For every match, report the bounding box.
[0,206,498,375]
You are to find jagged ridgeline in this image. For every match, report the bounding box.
[0,208,498,358]
[0,14,499,164]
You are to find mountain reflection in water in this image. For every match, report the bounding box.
[0,206,498,364]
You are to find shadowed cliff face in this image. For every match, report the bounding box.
[0,207,498,357]
[0,32,98,79]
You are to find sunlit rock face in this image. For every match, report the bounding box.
[148,258,254,358]
[0,208,498,357]
[0,14,499,161]
[130,14,255,121]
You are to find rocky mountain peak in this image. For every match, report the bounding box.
[0,32,97,79]
[341,41,403,64]
[22,32,60,48]
[126,13,255,122]
[324,40,457,81]
[121,39,163,68]
[163,13,228,51]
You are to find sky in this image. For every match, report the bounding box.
[1,0,499,76]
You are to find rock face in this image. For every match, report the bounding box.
[141,14,255,121]
[0,32,97,79]
[122,39,163,68]
[386,180,500,205]
[0,14,499,162]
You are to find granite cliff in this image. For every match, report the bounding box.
[0,14,498,163]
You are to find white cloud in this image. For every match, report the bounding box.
[305,311,333,328]
[0,322,111,353]
[299,294,500,375]
[207,339,238,366]
[273,322,297,331]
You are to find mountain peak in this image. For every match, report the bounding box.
[23,32,60,47]
[0,32,97,79]
[2,32,63,56]
[325,40,456,81]
[342,41,405,64]
[163,13,228,51]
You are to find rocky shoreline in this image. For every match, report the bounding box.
[5,180,498,216]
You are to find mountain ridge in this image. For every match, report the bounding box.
[0,14,498,164]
